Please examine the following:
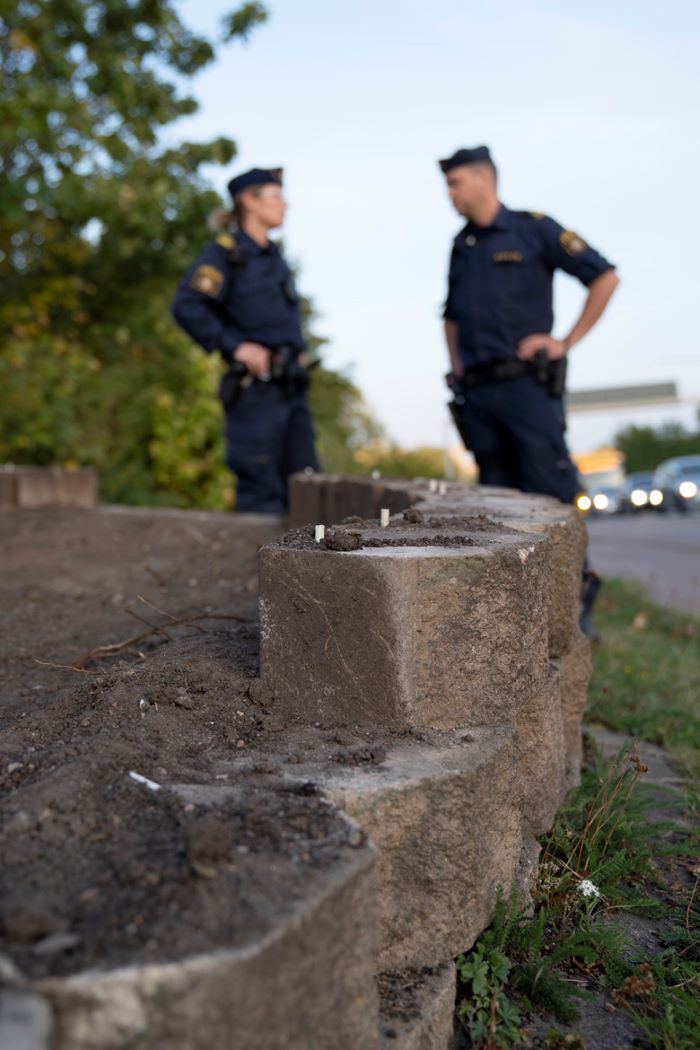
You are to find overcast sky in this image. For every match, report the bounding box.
[174,0,700,451]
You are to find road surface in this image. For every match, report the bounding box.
[586,512,700,614]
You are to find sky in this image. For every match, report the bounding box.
[172,0,700,452]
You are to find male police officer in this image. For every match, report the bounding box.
[172,167,318,513]
[440,146,619,496]
[439,146,620,632]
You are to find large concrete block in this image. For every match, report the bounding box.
[552,628,592,789]
[378,963,456,1049]
[260,531,550,730]
[516,669,568,835]
[288,474,420,528]
[303,727,524,969]
[0,468,18,509]
[410,487,587,659]
[286,475,587,659]
[10,467,98,509]
[37,839,378,1050]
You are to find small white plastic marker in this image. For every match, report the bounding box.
[371,469,381,480]
[438,481,448,495]
[128,771,161,792]
[428,479,438,493]
[315,524,325,543]
[380,508,390,527]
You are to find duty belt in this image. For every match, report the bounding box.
[459,357,531,388]
[458,350,567,397]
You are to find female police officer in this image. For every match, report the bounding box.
[172,167,319,513]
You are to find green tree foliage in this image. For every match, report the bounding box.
[0,0,381,506]
[614,423,700,474]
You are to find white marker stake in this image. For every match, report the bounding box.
[371,469,381,480]
[428,479,438,493]
[380,508,390,527]
[438,481,447,496]
[128,771,161,792]
[315,524,325,543]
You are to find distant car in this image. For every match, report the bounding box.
[575,468,625,515]
[650,455,700,512]
[619,471,656,512]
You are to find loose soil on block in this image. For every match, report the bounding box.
[0,507,389,981]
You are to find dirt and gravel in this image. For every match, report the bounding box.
[0,506,392,982]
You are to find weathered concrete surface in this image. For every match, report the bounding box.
[553,628,593,789]
[378,963,456,1049]
[515,669,567,835]
[287,475,587,659]
[260,534,551,731]
[291,726,523,969]
[0,466,98,509]
[37,842,379,1050]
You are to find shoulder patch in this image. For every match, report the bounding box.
[530,211,545,220]
[559,230,589,257]
[216,233,235,249]
[190,264,224,297]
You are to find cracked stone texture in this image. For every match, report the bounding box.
[300,726,523,970]
[260,532,551,731]
[38,845,379,1050]
[552,628,593,790]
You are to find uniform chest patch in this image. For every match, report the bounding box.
[190,264,224,297]
[493,250,523,263]
[560,230,589,256]
[216,234,236,249]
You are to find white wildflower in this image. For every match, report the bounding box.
[577,879,600,899]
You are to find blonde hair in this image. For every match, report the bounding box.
[207,186,266,232]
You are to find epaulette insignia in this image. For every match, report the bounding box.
[216,234,236,249]
[190,264,224,297]
[560,230,588,256]
[530,211,545,220]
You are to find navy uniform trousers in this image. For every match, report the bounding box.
[457,374,579,504]
[225,381,318,514]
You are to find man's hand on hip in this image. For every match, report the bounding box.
[233,342,271,378]
[517,334,568,361]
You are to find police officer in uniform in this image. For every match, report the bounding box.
[439,146,620,631]
[172,167,318,513]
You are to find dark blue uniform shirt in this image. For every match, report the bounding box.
[172,228,305,361]
[444,206,614,368]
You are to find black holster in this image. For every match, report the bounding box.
[218,362,247,412]
[532,349,567,397]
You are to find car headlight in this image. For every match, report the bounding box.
[649,489,664,506]
[679,481,698,499]
[576,493,592,512]
[593,493,609,511]
[630,489,648,507]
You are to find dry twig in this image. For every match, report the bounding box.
[33,608,252,671]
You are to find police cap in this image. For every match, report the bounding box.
[438,146,493,173]
[227,167,283,198]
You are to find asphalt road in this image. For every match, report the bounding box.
[586,511,700,615]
